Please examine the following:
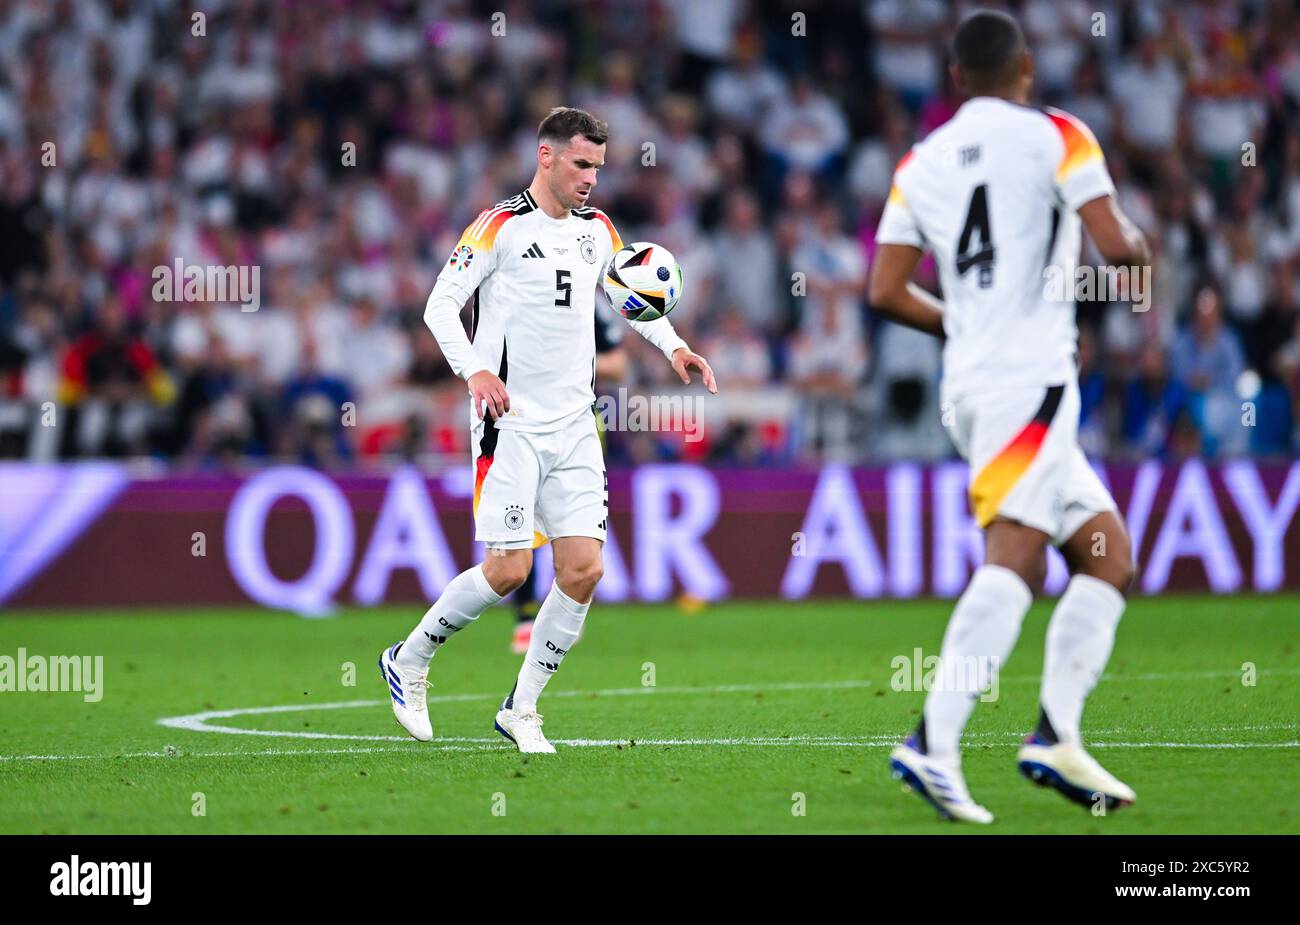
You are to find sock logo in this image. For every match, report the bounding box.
[536,660,559,671]
[436,617,457,631]
[424,632,447,645]
[545,640,568,657]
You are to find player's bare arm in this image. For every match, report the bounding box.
[868,243,945,339]
[1078,195,1151,267]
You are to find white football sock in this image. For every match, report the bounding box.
[1039,574,1126,744]
[396,565,502,669]
[509,581,589,711]
[923,564,1033,763]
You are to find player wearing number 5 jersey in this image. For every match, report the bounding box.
[871,10,1151,822]
[378,107,715,754]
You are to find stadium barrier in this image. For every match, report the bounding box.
[1,459,1297,613]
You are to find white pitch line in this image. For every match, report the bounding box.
[2,674,1293,762]
[154,681,886,741]
[152,675,1299,745]
[2,736,1297,763]
[1088,742,1300,750]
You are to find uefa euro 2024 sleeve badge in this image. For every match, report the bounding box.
[450,244,474,270]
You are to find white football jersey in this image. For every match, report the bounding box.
[876,97,1116,400]
[425,189,686,433]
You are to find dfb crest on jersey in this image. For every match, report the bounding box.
[449,244,474,270]
[578,234,597,264]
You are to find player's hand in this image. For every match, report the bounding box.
[467,370,510,420]
[671,348,717,394]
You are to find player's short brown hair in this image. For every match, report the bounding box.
[538,107,608,148]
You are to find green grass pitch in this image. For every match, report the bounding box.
[1,594,1296,834]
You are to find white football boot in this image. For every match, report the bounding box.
[1018,734,1136,810]
[378,642,432,742]
[494,704,556,754]
[889,735,994,824]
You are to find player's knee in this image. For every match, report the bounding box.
[557,557,602,599]
[483,551,532,595]
[1074,533,1134,594]
[1019,555,1047,596]
[984,522,1048,596]
[1103,541,1135,595]
[1114,543,1135,591]
[988,547,1046,595]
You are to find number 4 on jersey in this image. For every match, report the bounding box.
[956,183,995,288]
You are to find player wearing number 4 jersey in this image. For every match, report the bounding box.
[379,107,716,754]
[871,10,1151,823]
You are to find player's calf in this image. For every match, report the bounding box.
[1037,512,1132,745]
[1027,510,1134,807]
[495,538,600,752]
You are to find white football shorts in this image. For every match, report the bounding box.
[471,407,608,549]
[945,378,1117,547]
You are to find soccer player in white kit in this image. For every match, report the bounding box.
[870,11,1150,822]
[379,107,716,753]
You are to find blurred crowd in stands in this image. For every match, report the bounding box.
[1,0,1298,468]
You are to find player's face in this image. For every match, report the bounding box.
[549,135,605,210]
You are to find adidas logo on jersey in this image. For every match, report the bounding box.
[521,243,546,258]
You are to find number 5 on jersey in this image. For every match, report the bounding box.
[555,269,572,307]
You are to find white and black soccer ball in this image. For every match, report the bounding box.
[602,241,684,322]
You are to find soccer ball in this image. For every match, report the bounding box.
[602,241,684,322]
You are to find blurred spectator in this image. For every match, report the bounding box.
[1123,343,1192,459]
[280,337,354,467]
[1170,284,1248,456]
[865,0,947,113]
[792,200,868,345]
[699,308,772,388]
[711,190,781,335]
[1077,326,1110,457]
[706,24,787,133]
[1275,313,1300,449]
[57,294,173,457]
[1171,284,1246,396]
[864,319,945,461]
[760,73,850,189]
[789,297,867,462]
